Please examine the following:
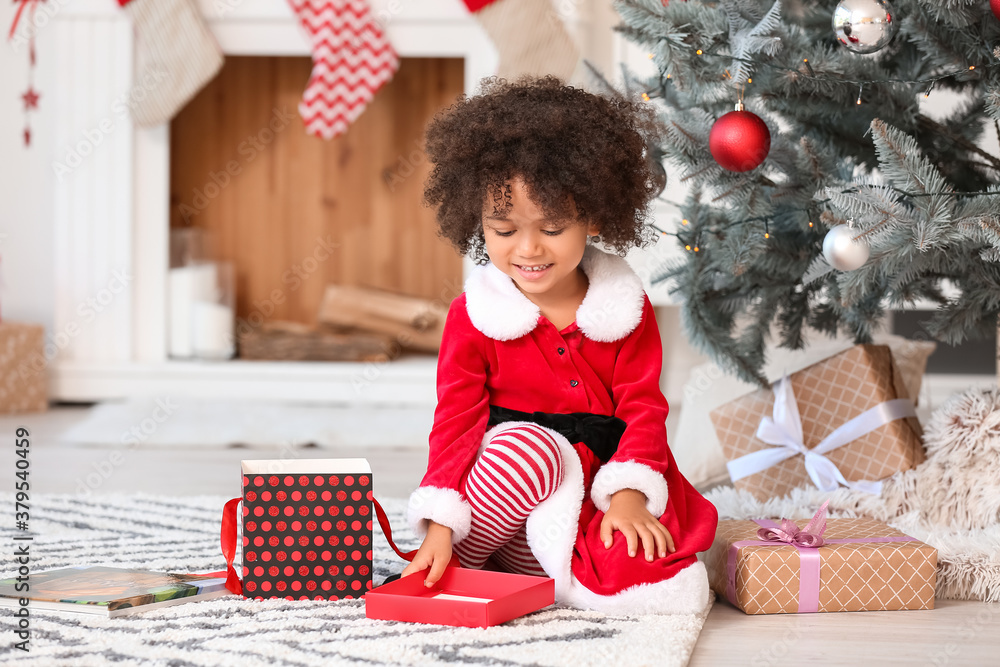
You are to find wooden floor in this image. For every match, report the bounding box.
[3,406,998,666]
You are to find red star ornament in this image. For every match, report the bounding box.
[22,87,40,111]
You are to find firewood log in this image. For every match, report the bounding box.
[238,320,393,362]
[318,285,446,352]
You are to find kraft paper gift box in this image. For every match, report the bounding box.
[710,344,924,500]
[227,459,374,601]
[706,515,937,614]
[0,322,47,414]
[365,568,555,628]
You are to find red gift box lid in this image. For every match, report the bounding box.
[365,568,555,628]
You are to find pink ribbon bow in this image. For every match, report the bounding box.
[754,500,829,548]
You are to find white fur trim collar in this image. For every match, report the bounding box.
[464,246,646,342]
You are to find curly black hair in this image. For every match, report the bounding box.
[423,76,665,264]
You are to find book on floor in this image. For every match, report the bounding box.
[0,565,232,617]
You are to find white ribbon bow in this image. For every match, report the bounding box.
[726,376,917,495]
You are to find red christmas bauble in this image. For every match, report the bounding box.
[992,0,1000,21]
[709,109,771,172]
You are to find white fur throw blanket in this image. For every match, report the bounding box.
[704,387,1000,603]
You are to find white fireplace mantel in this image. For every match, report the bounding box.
[49,0,520,404]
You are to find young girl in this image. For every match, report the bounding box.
[402,77,719,614]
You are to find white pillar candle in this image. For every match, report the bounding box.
[168,264,217,358]
[191,300,235,359]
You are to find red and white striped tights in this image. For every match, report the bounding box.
[452,424,564,577]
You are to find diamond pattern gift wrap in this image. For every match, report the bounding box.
[705,518,937,614]
[710,344,924,499]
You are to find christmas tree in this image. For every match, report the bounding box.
[614,0,1000,385]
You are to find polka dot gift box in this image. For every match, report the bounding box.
[222,459,374,601]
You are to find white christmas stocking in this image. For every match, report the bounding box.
[286,0,399,139]
[118,0,224,127]
[469,0,580,82]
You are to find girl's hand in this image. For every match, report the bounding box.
[600,489,676,562]
[400,521,454,587]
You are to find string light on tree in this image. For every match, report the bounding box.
[822,224,870,271]
[833,0,898,54]
[709,101,771,172]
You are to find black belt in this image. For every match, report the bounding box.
[487,405,625,463]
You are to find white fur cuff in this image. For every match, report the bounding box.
[590,461,669,517]
[406,486,473,543]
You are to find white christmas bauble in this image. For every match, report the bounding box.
[833,0,898,54]
[822,225,870,271]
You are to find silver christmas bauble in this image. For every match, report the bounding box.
[832,0,898,54]
[822,224,870,271]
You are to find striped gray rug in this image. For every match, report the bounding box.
[0,493,711,666]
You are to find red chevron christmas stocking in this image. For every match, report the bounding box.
[286,0,399,139]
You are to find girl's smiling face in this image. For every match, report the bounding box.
[482,177,600,304]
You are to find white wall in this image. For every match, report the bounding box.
[0,2,56,330]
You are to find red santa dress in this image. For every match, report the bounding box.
[407,245,719,614]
